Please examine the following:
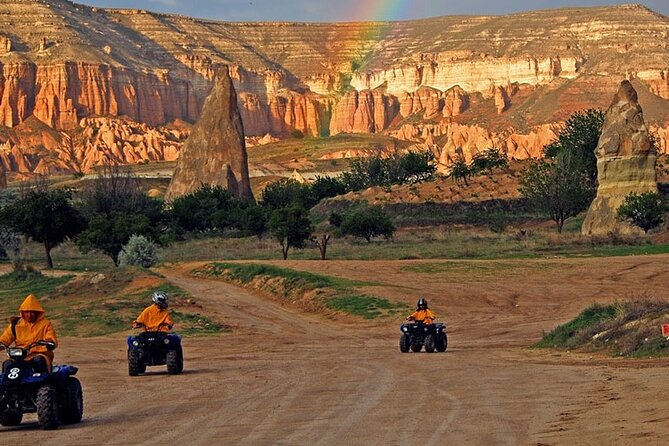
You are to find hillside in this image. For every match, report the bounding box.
[0,1,668,178]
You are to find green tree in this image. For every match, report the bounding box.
[449,157,471,186]
[340,206,396,242]
[268,206,314,260]
[77,165,164,266]
[261,178,313,210]
[0,186,85,269]
[169,185,236,233]
[543,108,605,182]
[234,202,268,239]
[470,148,508,175]
[397,150,437,184]
[309,176,347,204]
[616,191,668,233]
[519,152,596,233]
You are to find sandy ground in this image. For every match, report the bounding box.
[1,255,669,445]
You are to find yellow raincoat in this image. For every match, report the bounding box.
[0,294,58,367]
[408,308,436,324]
[133,304,173,332]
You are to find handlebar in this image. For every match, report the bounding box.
[0,340,55,352]
[132,321,173,331]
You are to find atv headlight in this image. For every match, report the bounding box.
[402,327,408,332]
[163,338,170,345]
[132,340,140,347]
[8,348,23,358]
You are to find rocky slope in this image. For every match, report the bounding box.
[0,1,669,176]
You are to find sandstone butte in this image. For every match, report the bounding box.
[165,66,253,201]
[0,1,668,178]
[582,80,658,235]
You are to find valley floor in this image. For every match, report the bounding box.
[2,256,669,445]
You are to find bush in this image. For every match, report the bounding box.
[118,235,161,268]
[470,148,508,174]
[617,191,668,233]
[340,206,395,242]
[449,157,471,185]
[543,108,605,182]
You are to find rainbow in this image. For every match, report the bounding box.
[348,0,415,22]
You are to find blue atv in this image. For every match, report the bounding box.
[127,323,183,376]
[0,341,83,430]
[399,321,448,353]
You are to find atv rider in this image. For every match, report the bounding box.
[0,294,58,374]
[132,291,174,332]
[406,298,436,325]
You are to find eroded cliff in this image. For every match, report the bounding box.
[1,1,669,177]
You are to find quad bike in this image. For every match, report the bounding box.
[0,341,83,430]
[127,323,183,376]
[399,321,448,353]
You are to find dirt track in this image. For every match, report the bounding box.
[2,256,669,445]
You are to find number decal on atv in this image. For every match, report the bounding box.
[7,368,20,380]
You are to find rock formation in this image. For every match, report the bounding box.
[582,80,658,236]
[165,66,253,201]
[1,2,669,174]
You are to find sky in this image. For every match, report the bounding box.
[76,0,669,22]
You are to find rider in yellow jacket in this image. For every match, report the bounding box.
[406,298,436,324]
[132,291,173,332]
[0,294,58,373]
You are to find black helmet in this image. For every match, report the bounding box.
[152,291,168,309]
[417,298,427,309]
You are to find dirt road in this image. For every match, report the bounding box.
[2,256,669,445]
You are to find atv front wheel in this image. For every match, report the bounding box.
[410,343,422,352]
[36,384,60,430]
[166,349,181,375]
[61,377,83,424]
[128,349,144,376]
[424,334,436,353]
[399,334,410,353]
[0,409,23,426]
[436,333,447,352]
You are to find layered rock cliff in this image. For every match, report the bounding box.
[0,1,668,177]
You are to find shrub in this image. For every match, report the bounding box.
[470,148,508,174]
[340,206,395,242]
[118,235,161,268]
[617,191,668,233]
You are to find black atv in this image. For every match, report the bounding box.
[399,321,447,353]
[0,341,83,430]
[127,323,183,376]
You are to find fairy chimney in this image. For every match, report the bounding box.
[166,66,253,201]
[581,80,658,235]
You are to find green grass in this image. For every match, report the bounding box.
[197,262,405,319]
[199,263,374,290]
[535,304,617,349]
[325,294,406,319]
[0,270,73,317]
[535,300,669,358]
[0,268,224,337]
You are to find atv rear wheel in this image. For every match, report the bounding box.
[166,349,181,375]
[36,384,60,430]
[61,377,83,424]
[399,334,410,353]
[128,349,144,376]
[424,334,436,353]
[0,410,23,426]
[410,343,422,352]
[436,333,447,352]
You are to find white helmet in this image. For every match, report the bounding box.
[152,291,168,309]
